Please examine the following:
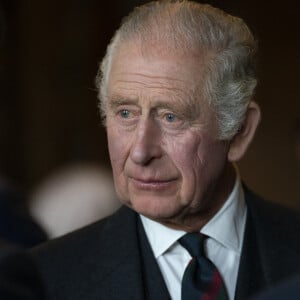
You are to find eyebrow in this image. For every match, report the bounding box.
[108,95,139,108]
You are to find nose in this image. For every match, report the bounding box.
[130,117,162,165]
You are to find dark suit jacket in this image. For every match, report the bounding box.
[30,189,300,300]
[0,241,45,300]
[250,274,300,300]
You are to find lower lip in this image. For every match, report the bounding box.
[129,178,176,191]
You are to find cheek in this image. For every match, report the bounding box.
[164,133,202,178]
[107,131,129,191]
[107,133,120,163]
[107,126,129,165]
[167,133,227,188]
[192,139,229,186]
[107,128,130,200]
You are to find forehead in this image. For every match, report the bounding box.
[107,41,207,102]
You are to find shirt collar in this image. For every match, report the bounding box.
[140,174,246,258]
[201,174,246,253]
[140,214,186,258]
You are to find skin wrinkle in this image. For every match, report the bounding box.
[108,72,206,128]
[108,96,203,130]
[101,40,216,130]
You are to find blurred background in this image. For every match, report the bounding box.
[0,0,299,241]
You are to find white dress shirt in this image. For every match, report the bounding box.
[140,176,247,300]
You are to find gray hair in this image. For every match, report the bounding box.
[96,0,257,140]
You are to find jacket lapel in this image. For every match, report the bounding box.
[94,206,170,300]
[234,206,267,300]
[137,217,171,300]
[236,187,300,300]
[91,207,146,300]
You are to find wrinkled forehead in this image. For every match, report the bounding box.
[109,38,211,80]
[108,40,210,95]
[115,33,211,62]
[106,40,214,120]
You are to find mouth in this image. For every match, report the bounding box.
[129,177,177,191]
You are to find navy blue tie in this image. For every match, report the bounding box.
[179,233,229,300]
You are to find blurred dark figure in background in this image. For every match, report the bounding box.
[0,182,48,247]
[0,2,48,247]
[0,240,45,300]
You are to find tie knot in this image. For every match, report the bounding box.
[179,232,205,258]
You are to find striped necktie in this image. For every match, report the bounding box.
[179,233,229,300]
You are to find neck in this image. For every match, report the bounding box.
[160,163,236,232]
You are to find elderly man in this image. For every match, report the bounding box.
[31,1,300,300]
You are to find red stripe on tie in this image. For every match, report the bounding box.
[201,270,223,300]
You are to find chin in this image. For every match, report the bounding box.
[131,197,183,221]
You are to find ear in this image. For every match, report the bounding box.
[228,101,261,162]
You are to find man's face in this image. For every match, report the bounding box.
[105,43,233,229]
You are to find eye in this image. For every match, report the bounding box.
[165,113,176,123]
[159,110,185,130]
[119,109,130,119]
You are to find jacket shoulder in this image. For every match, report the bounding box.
[29,206,139,299]
[245,188,300,235]
[245,188,300,280]
[31,205,135,260]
